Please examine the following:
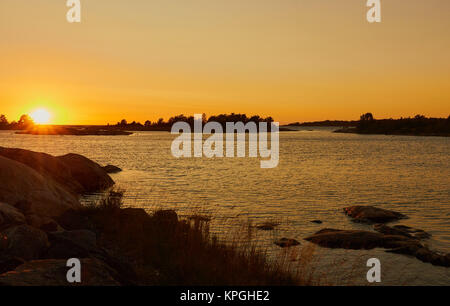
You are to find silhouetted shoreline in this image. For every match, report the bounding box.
[333,114,450,137]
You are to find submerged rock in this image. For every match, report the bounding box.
[343,206,407,224]
[311,220,323,224]
[374,224,431,240]
[256,222,280,231]
[304,228,406,250]
[274,238,300,248]
[103,165,122,174]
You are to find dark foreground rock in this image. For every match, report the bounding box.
[344,206,407,223]
[103,165,122,174]
[0,202,26,230]
[0,259,120,286]
[0,225,49,260]
[45,230,99,259]
[274,238,300,248]
[25,214,60,232]
[0,256,25,275]
[305,228,449,267]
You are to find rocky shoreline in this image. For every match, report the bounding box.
[0,146,127,284]
[0,147,299,286]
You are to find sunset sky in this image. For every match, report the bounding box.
[1,0,449,125]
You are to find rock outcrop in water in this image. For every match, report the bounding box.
[343,205,408,224]
[305,228,449,267]
[103,165,122,174]
[274,238,300,248]
[305,206,449,267]
[57,153,114,193]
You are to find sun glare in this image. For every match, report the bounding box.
[30,108,52,124]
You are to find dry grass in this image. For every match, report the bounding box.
[80,189,322,286]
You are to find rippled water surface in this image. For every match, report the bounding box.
[1,128,449,285]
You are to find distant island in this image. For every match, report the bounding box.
[109,113,278,131]
[334,113,450,137]
[286,120,358,127]
[1,113,294,135]
[15,126,133,136]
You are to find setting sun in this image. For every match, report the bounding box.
[30,108,51,124]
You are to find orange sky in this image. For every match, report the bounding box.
[1,0,449,125]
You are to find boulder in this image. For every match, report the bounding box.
[57,153,114,193]
[0,202,26,230]
[103,165,122,174]
[44,229,138,285]
[343,206,407,224]
[0,147,114,194]
[26,214,60,232]
[55,209,95,231]
[0,147,84,194]
[0,258,120,286]
[0,156,81,217]
[274,238,300,248]
[45,230,99,259]
[91,208,152,265]
[0,225,49,260]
